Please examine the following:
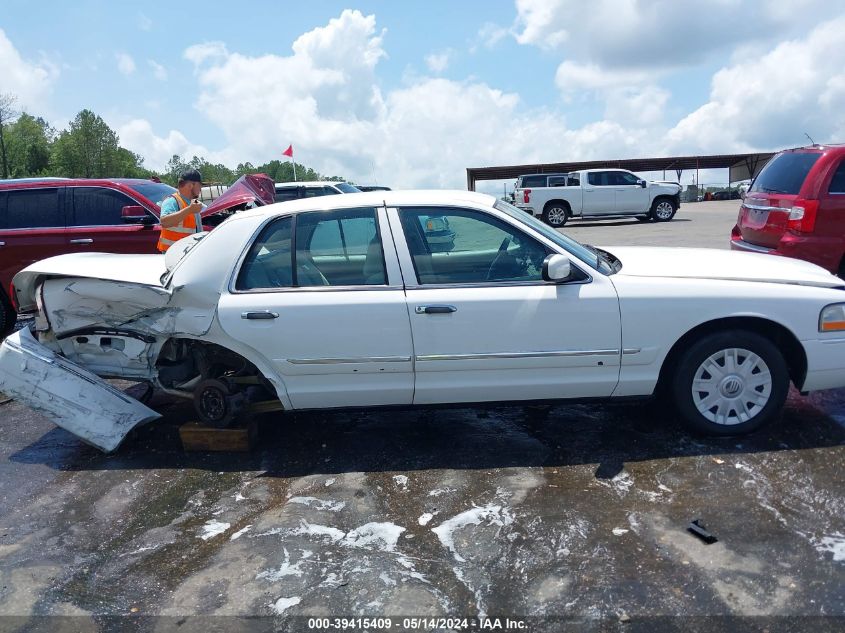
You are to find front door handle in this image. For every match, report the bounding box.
[415,305,457,314]
[241,311,279,320]
[70,238,94,245]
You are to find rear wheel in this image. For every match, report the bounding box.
[671,330,789,435]
[650,197,677,222]
[542,202,570,227]
[193,378,245,428]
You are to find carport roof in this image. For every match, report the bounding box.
[466,152,775,190]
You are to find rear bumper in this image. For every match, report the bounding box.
[731,234,842,273]
[730,238,774,254]
[0,328,160,452]
[513,203,537,215]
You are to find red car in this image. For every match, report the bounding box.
[731,144,845,275]
[0,174,275,334]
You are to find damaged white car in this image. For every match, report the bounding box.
[3,190,845,452]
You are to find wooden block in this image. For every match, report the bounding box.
[179,420,258,452]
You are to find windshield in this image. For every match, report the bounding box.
[749,152,821,195]
[336,183,362,193]
[126,182,178,207]
[494,199,614,274]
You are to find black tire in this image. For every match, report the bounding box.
[542,201,570,227]
[671,330,789,435]
[194,378,240,428]
[650,197,677,222]
[0,292,16,339]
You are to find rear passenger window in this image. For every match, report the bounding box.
[236,217,294,290]
[295,209,386,286]
[71,187,140,226]
[828,162,845,194]
[5,188,62,229]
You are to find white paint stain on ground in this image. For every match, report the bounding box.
[393,475,409,490]
[230,526,252,541]
[612,528,629,536]
[428,488,455,497]
[431,505,514,563]
[288,496,346,512]
[257,548,307,581]
[816,533,845,561]
[324,478,336,487]
[342,522,406,552]
[270,596,301,614]
[418,513,434,526]
[199,520,230,540]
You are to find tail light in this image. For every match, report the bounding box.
[523,188,531,204]
[787,198,819,233]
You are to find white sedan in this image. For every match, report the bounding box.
[3,190,845,452]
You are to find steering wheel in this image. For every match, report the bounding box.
[485,236,514,281]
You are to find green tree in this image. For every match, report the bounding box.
[5,113,53,177]
[51,109,123,178]
[0,93,18,178]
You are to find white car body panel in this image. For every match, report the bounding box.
[0,328,160,451]
[2,189,845,451]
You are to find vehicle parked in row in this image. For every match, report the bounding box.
[356,185,392,192]
[0,174,275,335]
[513,169,682,227]
[712,190,742,201]
[3,190,845,452]
[731,144,845,276]
[273,181,361,202]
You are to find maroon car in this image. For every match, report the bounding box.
[0,174,275,334]
[731,144,845,275]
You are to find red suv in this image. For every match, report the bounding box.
[0,174,275,335]
[731,144,845,275]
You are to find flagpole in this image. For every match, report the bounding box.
[292,158,297,182]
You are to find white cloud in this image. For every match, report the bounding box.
[116,118,213,171]
[514,0,834,68]
[148,59,168,81]
[666,15,845,153]
[184,41,229,67]
[471,23,508,53]
[138,13,152,31]
[116,52,136,75]
[0,28,58,113]
[425,51,451,73]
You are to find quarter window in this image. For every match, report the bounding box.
[235,216,294,290]
[5,188,62,229]
[398,207,549,285]
[828,161,845,194]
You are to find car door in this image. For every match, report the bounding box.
[388,205,621,405]
[217,206,414,409]
[613,171,650,213]
[67,186,159,253]
[0,187,67,293]
[582,172,616,215]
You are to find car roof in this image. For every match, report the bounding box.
[0,177,165,189]
[236,189,497,220]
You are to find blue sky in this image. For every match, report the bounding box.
[2,1,843,192]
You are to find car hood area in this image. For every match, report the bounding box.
[199,173,276,219]
[604,246,845,288]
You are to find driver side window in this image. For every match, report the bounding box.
[398,207,549,285]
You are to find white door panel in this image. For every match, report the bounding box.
[406,283,621,403]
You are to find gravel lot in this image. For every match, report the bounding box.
[0,200,842,632]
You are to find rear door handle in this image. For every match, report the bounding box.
[70,238,94,244]
[415,305,457,314]
[241,311,279,320]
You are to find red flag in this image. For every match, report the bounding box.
[282,144,293,157]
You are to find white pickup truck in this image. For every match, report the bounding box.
[513,169,682,227]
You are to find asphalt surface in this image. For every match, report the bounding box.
[0,201,843,632]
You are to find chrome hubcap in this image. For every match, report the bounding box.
[547,208,566,225]
[692,347,772,425]
[656,202,673,219]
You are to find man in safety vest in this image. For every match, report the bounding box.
[157,169,205,252]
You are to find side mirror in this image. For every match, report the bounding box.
[542,254,571,282]
[639,180,647,188]
[122,205,152,224]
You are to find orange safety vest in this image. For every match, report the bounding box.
[157,193,199,252]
